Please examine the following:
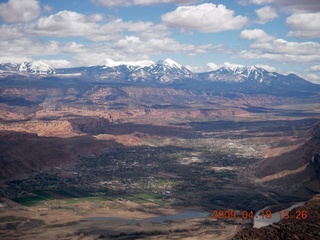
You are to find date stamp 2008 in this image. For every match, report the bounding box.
[212,209,308,220]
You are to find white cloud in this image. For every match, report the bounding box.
[255,64,276,72]
[43,5,53,13]
[275,0,320,12]
[304,69,320,83]
[0,7,226,67]
[206,62,220,71]
[240,28,320,64]
[223,62,245,69]
[186,62,220,72]
[305,74,320,84]
[307,65,320,72]
[255,6,278,24]
[72,36,219,66]
[240,29,274,42]
[0,30,85,61]
[0,56,32,64]
[0,25,24,41]
[239,38,320,63]
[28,11,100,37]
[238,0,272,5]
[92,0,197,7]
[238,0,320,12]
[162,3,248,33]
[40,59,72,69]
[286,12,320,38]
[26,11,168,42]
[0,0,40,23]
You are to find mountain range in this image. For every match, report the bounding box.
[0,59,319,95]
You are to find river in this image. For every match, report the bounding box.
[253,202,306,228]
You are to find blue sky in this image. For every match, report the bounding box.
[0,0,320,83]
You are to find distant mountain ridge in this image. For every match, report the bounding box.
[0,61,55,74]
[58,58,195,83]
[0,59,319,94]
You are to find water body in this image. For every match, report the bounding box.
[253,202,305,228]
[83,211,208,223]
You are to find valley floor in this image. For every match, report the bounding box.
[1,81,320,239]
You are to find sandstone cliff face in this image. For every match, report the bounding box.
[1,84,286,125]
[233,195,320,240]
[0,120,81,138]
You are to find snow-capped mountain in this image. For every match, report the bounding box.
[149,59,194,83]
[0,59,318,94]
[18,61,55,74]
[200,66,272,83]
[57,58,196,83]
[198,65,318,93]
[0,62,19,72]
[0,61,55,75]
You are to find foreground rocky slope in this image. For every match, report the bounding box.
[233,194,320,240]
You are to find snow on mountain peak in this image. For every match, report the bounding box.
[18,61,55,74]
[30,61,53,70]
[159,58,183,69]
[97,58,118,67]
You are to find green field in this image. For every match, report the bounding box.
[12,189,166,207]
[11,189,94,206]
[12,196,46,207]
[33,190,56,200]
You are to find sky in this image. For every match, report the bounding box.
[0,0,320,83]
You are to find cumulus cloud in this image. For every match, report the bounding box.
[162,4,248,33]
[43,5,53,13]
[0,0,40,23]
[239,37,320,63]
[255,64,276,72]
[255,6,278,24]
[223,62,245,69]
[25,11,168,42]
[286,12,320,38]
[0,56,32,64]
[0,31,84,61]
[239,0,320,12]
[238,0,272,5]
[28,11,101,37]
[307,65,320,72]
[186,62,220,72]
[40,59,72,68]
[239,28,320,64]
[275,0,320,12]
[72,35,219,66]
[92,0,196,7]
[0,25,24,41]
[206,62,220,71]
[305,74,320,84]
[0,6,226,67]
[240,29,274,42]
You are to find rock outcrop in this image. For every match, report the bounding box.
[233,195,320,240]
